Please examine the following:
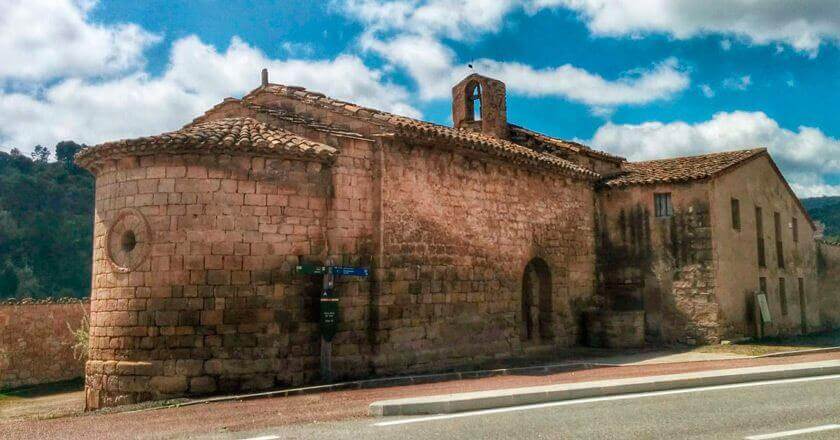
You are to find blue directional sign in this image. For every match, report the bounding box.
[330,266,369,276]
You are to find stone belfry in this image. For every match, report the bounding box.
[452,73,509,139]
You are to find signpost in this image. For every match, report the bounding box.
[295,262,369,382]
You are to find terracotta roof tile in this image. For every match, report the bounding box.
[508,125,624,162]
[599,148,766,187]
[76,117,337,169]
[247,84,599,179]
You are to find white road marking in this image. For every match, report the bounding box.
[373,374,840,427]
[240,436,280,440]
[745,424,840,439]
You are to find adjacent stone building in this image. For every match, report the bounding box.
[597,150,819,344]
[76,72,829,409]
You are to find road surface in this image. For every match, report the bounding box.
[222,374,840,440]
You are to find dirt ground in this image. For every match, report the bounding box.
[694,328,840,356]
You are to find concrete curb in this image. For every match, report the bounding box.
[369,360,840,417]
[754,346,840,358]
[173,361,614,408]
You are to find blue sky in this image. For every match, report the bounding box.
[1,0,838,196]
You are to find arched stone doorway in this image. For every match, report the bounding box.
[521,258,553,342]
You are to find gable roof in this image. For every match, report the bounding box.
[599,148,816,230]
[76,117,337,170]
[234,84,599,179]
[599,148,766,188]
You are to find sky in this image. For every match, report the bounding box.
[0,0,838,197]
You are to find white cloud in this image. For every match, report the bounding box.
[722,75,752,91]
[589,111,840,197]
[362,33,689,106]
[0,36,419,152]
[340,0,519,41]
[531,0,840,56]
[699,84,715,98]
[470,57,689,106]
[0,0,160,81]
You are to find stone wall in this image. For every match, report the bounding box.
[596,182,721,344]
[83,146,375,409]
[372,137,597,375]
[584,310,644,348]
[0,299,89,390]
[818,241,840,329]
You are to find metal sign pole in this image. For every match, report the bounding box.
[321,265,335,383]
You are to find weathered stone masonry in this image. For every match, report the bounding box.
[76,72,831,409]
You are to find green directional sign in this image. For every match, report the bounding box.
[296,264,327,275]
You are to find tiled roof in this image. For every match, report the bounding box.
[243,84,599,179]
[508,125,624,163]
[76,117,337,169]
[599,148,767,187]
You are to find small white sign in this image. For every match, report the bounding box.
[757,293,772,324]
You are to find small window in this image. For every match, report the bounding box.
[774,212,784,269]
[759,277,767,294]
[756,206,766,267]
[731,198,741,230]
[654,193,673,217]
[792,217,799,243]
[779,278,788,316]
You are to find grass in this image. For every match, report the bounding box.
[694,328,840,357]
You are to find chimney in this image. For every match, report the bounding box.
[261,68,269,86]
[452,73,508,139]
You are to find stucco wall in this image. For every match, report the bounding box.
[0,300,89,390]
[597,182,720,344]
[709,155,818,337]
[817,241,840,328]
[375,138,597,374]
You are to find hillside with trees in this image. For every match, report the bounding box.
[0,142,93,299]
[802,196,840,240]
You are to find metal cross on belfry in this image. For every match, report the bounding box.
[295,262,369,382]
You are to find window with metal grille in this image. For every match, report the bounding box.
[774,212,784,268]
[654,193,673,217]
[756,206,766,267]
[731,198,741,230]
[779,277,788,316]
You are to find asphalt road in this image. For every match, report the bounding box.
[217,374,840,440]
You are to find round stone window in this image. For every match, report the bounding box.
[105,209,151,272]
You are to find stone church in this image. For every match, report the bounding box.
[76,71,823,409]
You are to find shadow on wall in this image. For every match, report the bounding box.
[597,201,722,345]
[817,242,840,328]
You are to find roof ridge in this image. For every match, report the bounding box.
[75,116,337,170]
[628,147,766,165]
[507,124,625,162]
[244,84,600,179]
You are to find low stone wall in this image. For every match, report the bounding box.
[0,299,89,390]
[584,310,645,348]
[818,241,840,329]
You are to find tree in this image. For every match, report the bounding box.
[55,141,84,166]
[31,145,50,162]
[0,262,18,298]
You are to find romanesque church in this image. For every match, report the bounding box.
[76,71,824,409]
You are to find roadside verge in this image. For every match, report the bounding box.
[369,360,840,416]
